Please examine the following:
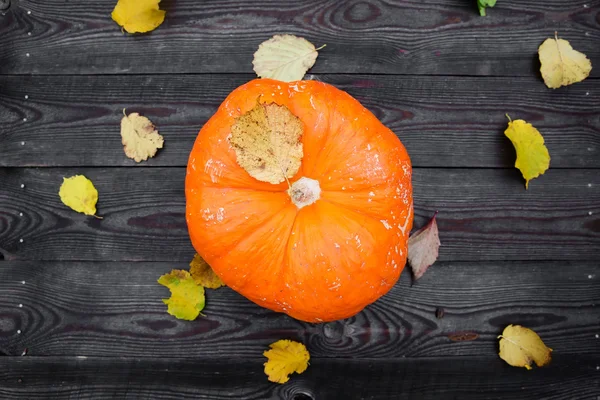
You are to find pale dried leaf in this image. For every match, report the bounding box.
[253,34,323,82]
[120,109,164,162]
[407,212,440,280]
[538,33,592,89]
[229,101,303,184]
[498,324,552,370]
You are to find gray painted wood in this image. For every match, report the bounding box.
[0,167,598,262]
[0,260,598,360]
[0,74,599,168]
[0,355,598,399]
[0,1,598,76]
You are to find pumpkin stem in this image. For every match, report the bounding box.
[288,177,321,209]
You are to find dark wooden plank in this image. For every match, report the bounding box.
[0,167,598,262]
[0,356,597,399]
[1,1,599,76]
[0,260,597,358]
[0,74,599,168]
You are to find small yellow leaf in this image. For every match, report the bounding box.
[58,175,100,217]
[158,269,205,321]
[111,0,166,34]
[253,34,325,82]
[263,340,310,384]
[120,109,164,162]
[504,116,550,189]
[189,253,224,289]
[538,32,592,89]
[229,101,303,184]
[498,324,552,370]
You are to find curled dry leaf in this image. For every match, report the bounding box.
[407,212,440,281]
[498,324,552,370]
[58,175,101,218]
[504,115,550,189]
[189,253,225,289]
[448,332,479,342]
[538,32,592,89]
[158,269,205,321]
[253,34,325,82]
[229,101,303,184]
[263,340,310,384]
[111,0,166,34]
[121,109,164,162]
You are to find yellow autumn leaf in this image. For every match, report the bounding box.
[498,324,552,370]
[538,32,592,89]
[504,116,550,189]
[158,270,205,321]
[253,34,325,82]
[189,254,225,289]
[263,340,310,384]
[120,109,164,162]
[111,0,166,34]
[58,175,101,217]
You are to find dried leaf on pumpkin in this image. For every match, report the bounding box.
[111,0,166,34]
[253,34,325,82]
[407,212,440,281]
[158,269,205,321]
[498,324,552,370]
[120,109,164,162]
[263,339,310,384]
[504,115,550,189]
[229,101,303,184]
[189,253,224,289]
[538,32,592,89]
[58,175,101,218]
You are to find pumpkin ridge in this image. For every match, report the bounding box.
[319,197,394,228]
[218,201,297,291]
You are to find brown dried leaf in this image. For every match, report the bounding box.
[189,253,224,289]
[120,109,164,162]
[448,332,479,342]
[407,212,440,281]
[229,101,303,184]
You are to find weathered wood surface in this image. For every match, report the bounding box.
[0,260,598,358]
[0,168,598,262]
[1,74,599,168]
[0,1,598,76]
[0,356,598,400]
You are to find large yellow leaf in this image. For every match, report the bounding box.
[58,175,100,217]
[498,325,552,370]
[189,253,224,289]
[229,101,303,184]
[538,33,592,89]
[504,116,550,189]
[253,35,325,82]
[158,270,205,321]
[263,340,310,384]
[111,0,166,34]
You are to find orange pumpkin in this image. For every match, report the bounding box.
[185,79,413,322]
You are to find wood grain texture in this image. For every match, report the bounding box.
[0,74,599,168]
[0,260,597,358]
[0,0,598,76]
[1,167,598,262]
[0,355,598,400]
